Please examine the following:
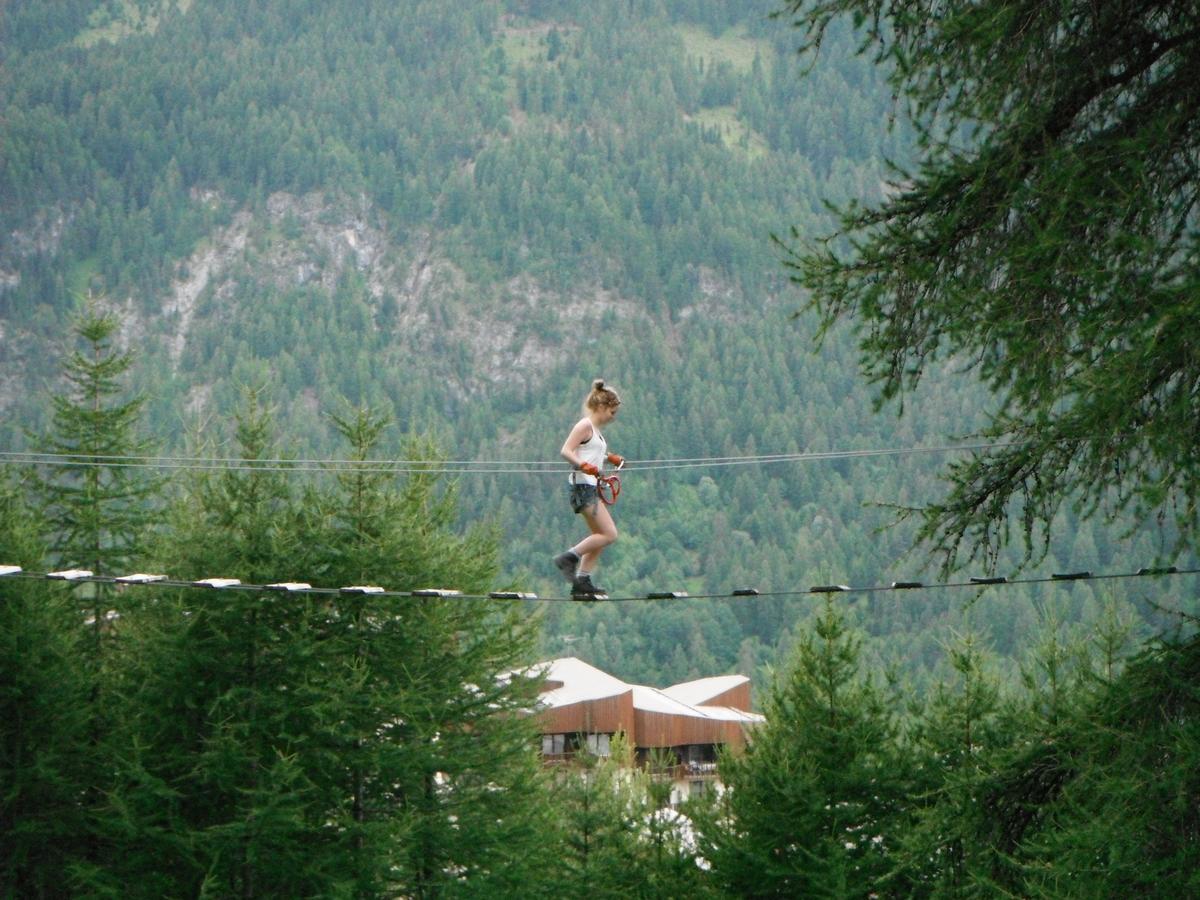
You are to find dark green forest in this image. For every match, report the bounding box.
[3,0,1192,690]
[3,319,1196,893]
[2,0,1199,894]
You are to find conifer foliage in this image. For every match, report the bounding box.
[110,395,334,896]
[21,302,162,894]
[0,307,559,896]
[34,301,158,575]
[0,477,90,899]
[969,631,1200,897]
[551,737,716,899]
[106,398,553,896]
[888,629,1016,895]
[701,598,905,897]
[305,408,553,897]
[781,0,1200,570]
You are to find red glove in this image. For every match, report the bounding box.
[579,462,600,477]
[606,453,624,467]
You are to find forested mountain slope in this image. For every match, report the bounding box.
[2,0,1193,688]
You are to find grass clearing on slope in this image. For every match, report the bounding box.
[676,23,765,74]
[687,107,770,160]
[75,0,192,48]
[66,256,101,299]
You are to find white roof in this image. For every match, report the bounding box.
[533,657,763,723]
[631,684,711,718]
[660,674,749,707]
[532,657,632,705]
[696,705,764,724]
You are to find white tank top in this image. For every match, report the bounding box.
[569,420,607,485]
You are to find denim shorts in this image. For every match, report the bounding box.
[569,483,599,514]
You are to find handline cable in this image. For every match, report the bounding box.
[0,441,1013,476]
[629,442,1011,471]
[0,449,564,468]
[3,458,583,476]
[0,450,563,472]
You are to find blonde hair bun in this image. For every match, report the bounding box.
[583,378,621,412]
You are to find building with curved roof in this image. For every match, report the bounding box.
[531,657,764,803]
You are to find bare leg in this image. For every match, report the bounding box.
[572,502,617,573]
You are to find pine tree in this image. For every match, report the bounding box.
[887,628,1016,896]
[548,741,642,899]
[113,401,557,896]
[31,301,158,732]
[109,392,335,897]
[31,300,158,684]
[962,610,1095,895]
[304,406,555,897]
[27,300,160,894]
[965,629,1200,898]
[701,597,905,897]
[780,0,1200,570]
[549,736,714,899]
[1018,632,1200,897]
[634,756,718,900]
[35,300,158,577]
[0,473,90,899]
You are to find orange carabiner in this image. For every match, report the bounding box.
[597,473,621,506]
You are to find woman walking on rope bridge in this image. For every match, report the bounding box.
[554,379,624,599]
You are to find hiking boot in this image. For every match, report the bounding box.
[571,574,606,600]
[553,550,579,581]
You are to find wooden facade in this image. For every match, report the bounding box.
[531,658,763,762]
[540,692,636,737]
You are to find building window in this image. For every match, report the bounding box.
[682,744,716,764]
[584,733,611,757]
[689,780,707,798]
[540,733,614,758]
[681,744,718,774]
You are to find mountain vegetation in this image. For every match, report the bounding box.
[2,0,1191,694]
[780,0,1200,574]
[2,1,1198,893]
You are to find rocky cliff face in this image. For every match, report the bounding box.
[1,186,753,428]
[151,190,660,412]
